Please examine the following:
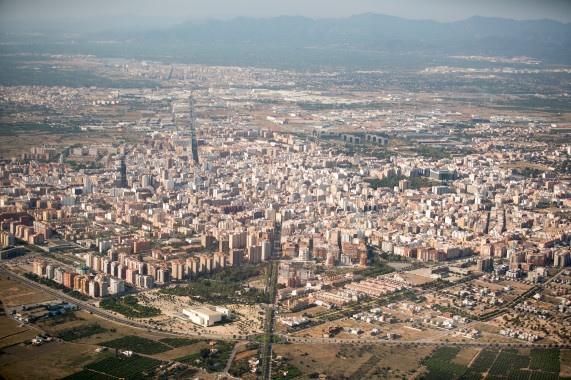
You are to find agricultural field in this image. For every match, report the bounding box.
[35,309,140,345]
[61,369,117,380]
[420,347,569,379]
[152,339,217,362]
[159,337,201,348]
[82,354,165,378]
[56,323,108,341]
[529,349,560,373]
[100,335,172,355]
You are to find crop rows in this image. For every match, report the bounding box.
[421,366,455,380]
[488,351,529,376]
[528,371,560,380]
[529,349,559,373]
[86,355,164,378]
[430,346,461,362]
[423,358,468,376]
[62,369,117,380]
[101,335,171,355]
[507,369,531,380]
[159,337,200,348]
[470,349,499,373]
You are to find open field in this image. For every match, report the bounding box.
[0,338,94,379]
[451,346,480,366]
[0,313,38,350]
[273,342,433,379]
[0,275,56,307]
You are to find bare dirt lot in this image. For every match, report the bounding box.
[0,275,55,307]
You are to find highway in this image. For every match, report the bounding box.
[0,265,248,342]
[279,334,570,349]
[3,260,569,380]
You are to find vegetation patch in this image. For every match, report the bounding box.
[429,347,462,362]
[84,354,164,378]
[175,342,234,372]
[56,323,107,341]
[470,349,499,373]
[160,279,267,305]
[229,357,257,378]
[364,175,441,190]
[61,369,117,380]
[412,145,451,159]
[354,256,395,278]
[99,295,161,318]
[197,263,266,283]
[100,335,171,355]
[271,358,303,379]
[488,351,530,375]
[423,357,468,376]
[529,349,560,373]
[159,337,201,348]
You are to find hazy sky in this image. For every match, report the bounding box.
[0,0,570,23]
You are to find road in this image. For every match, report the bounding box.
[214,341,250,380]
[260,260,279,380]
[3,259,569,380]
[279,334,570,349]
[0,265,246,341]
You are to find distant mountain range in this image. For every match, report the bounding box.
[2,13,570,64]
[114,14,571,63]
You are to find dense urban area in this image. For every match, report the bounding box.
[0,51,570,380]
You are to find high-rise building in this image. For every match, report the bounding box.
[171,259,185,280]
[248,245,262,264]
[120,157,127,188]
[109,278,125,295]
